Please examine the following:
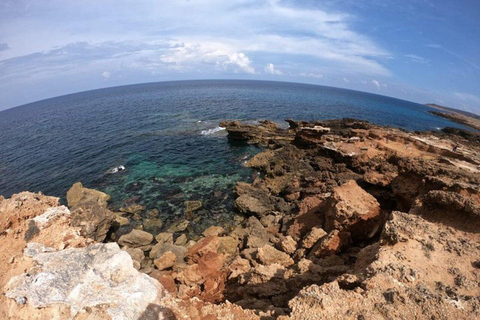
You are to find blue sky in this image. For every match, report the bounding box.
[0,0,479,113]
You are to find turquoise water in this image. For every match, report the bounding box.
[0,80,467,232]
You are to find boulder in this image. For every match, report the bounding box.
[70,203,115,242]
[122,246,145,264]
[118,229,153,248]
[325,180,381,240]
[143,218,163,231]
[235,194,272,217]
[257,244,294,267]
[153,251,177,270]
[66,182,110,208]
[5,243,164,319]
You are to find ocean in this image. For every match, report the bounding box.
[0,80,466,232]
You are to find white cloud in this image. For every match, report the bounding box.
[343,77,350,83]
[371,79,387,89]
[102,71,111,79]
[405,54,429,64]
[264,63,282,75]
[299,72,324,79]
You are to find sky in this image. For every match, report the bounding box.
[0,0,479,113]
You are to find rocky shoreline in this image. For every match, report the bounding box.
[1,118,480,319]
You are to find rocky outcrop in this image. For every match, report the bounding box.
[2,118,480,320]
[67,182,115,242]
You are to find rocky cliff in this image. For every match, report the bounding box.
[1,118,479,319]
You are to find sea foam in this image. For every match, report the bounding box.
[201,126,226,135]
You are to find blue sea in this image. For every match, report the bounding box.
[0,80,466,232]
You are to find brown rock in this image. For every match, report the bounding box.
[174,234,188,246]
[235,194,272,217]
[257,244,294,267]
[120,204,145,214]
[167,219,189,233]
[228,256,251,279]
[302,227,328,249]
[186,236,219,263]
[287,195,326,240]
[118,229,153,248]
[218,236,239,258]
[149,242,187,261]
[203,226,226,237]
[325,180,381,240]
[149,270,177,294]
[143,218,163,231]
[153,251,177,270]
[66,182,110,208]
[308,230,350,258]
[185,200,202,213]
[279,235,297,255]
[155,232,174,244]
[70,203,115,242]
[122,247,145,264]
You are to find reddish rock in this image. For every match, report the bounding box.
[228,256,251,279]
[203,226,226,237]
[308,230,351,258]
[149,270,177,295]
[185,236,219,263]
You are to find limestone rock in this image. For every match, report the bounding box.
[118,229,153,248]
[122,246,145,265]
[119,203,145,214]
[228,256,251,279]
[5,243,164,320]
[32,206,70,229]
[66,182,110,208]
[257,244,294,267]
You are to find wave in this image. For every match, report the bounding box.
[200,126,226,135]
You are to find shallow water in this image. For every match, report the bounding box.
[0,80,468,232]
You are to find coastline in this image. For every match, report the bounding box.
[1,118,480,319]
[426,103,480,131]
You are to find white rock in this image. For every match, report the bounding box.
[5,242,165,320]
